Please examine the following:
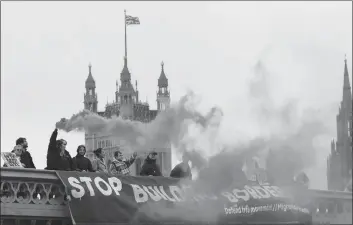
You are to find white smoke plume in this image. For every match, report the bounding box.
[56,58,332,185]
[247,60,333,186]
[125,58,332,223]
[56,56,333,223]
[56,91,224,156]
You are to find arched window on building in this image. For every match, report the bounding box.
[124,95,128,104]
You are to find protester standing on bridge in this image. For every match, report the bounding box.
[140,151,162,176]
[92,148,108,173]
[15,137,36,168]
[46,128,74,171]
[170,153,192,180]
[109,149,137,176]
[72,145,94,172]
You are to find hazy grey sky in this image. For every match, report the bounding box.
[1,1,352,189]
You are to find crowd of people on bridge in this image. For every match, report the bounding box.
[2,128,192,179]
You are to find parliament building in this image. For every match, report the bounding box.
[82,56,171,176]
[327,58,352,191]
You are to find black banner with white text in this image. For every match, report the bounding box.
[56,171,312,225]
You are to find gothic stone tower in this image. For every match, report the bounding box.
[116,57,138,119]
[84,63,98,113]
[157,61,171,110]
[83,64,98,159]
[81,58,172,175]
[156,61,172,175]
[327,58,352,191]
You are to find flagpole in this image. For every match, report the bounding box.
[124,9,127,59]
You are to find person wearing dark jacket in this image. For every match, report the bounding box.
[16,137,36,168]
[140,151,162,177]
[46,128,74,171]
[170,153,192,180]
[72,145,94,172]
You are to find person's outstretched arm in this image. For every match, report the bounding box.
[126,153,137,168]
[48,129,58,153]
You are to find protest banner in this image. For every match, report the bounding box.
[1,152,23,168]
[57,171,312,225]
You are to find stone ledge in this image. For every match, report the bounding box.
[1,168,69,219]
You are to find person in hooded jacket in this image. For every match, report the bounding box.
[140,151,162,176]
[170,153,192,180]
[72,145,94,172]
[46,128,74,171]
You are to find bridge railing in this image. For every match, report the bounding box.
[1,167,352,225]
[0,167,71,225]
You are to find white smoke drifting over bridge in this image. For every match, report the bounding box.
[55,57,333,223]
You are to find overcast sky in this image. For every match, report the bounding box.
[1,1,352,189]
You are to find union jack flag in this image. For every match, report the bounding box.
[125,15,140,25]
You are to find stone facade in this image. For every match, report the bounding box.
[83,58,171,176]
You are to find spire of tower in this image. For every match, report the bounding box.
[120,56,131,82]
[158,61,168,88]
[85,62,95,88]
[343,55,351,90]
